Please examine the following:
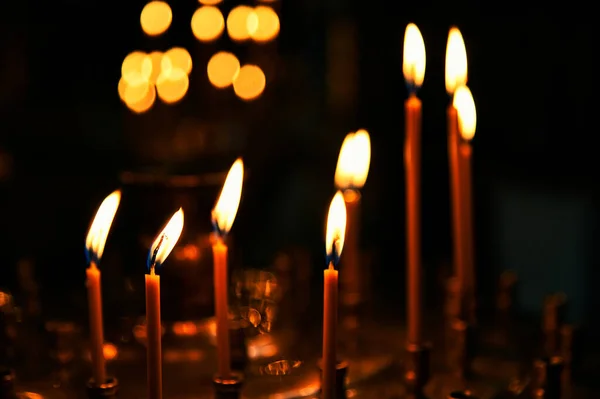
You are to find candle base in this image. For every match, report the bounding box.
[450,320,478,380]
[447,390,478,399]
[86,377,118,398]
[318,360,349,399]
[404,343,431,397]
[212,372,244,399]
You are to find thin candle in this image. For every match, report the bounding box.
[84,190,121,386]
[146,208,184,399]
[402,23,426,345]
[322,191,347,399]
[211,158,244,379]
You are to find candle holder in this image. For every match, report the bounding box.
[450,320,478,379]
[86,377,119,398]
[404,343,430,397]
[212,372,244,399]
[318,360,349,399]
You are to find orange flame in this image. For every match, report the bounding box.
[325,191,347,264]
[149,208,184,270]
[453,85,477,140]
[86,190,121,263]
[334,129,371,190]
[212,159,244,236]
[403,23,426,89]
[445,27,468,95]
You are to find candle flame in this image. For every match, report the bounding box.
[334,129,371,190]
[212,158,244,237]
[445,27,468,95]
[403,23,426,91]
[148,208,184,270]
[325,191,347,266]
[453,85,477,140]
[85,190,121,264]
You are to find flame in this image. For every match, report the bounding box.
[445,27,468,95]
[325,191,347,265]
[334,129,371,190]
[403,23,426,90]
[148,208,184,270]
[453,85,477,140]
[212,158,244,236]
[85,190,121,263]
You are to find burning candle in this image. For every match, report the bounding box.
[84,190,121,386]
[322,191,347,399]
[146,208,185,399]
[211,158,244,379]
[402,23,426,345]
[334,129,371,307]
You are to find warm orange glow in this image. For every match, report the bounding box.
[119,74,150,106]
[149,208,184,268]
[172,321,199,336]
[86,191,121,261]
[453,85,477,140]
[156,67,189,104]
[212,158,244,236]
[207,52,240,89]
[402,23,426,89]
[199,0,222,4]
[148,51,164,83]
[122,51,153,85]
[334,129,371,190]
[226,6,254,41]
[140,1,172,37]
[233,64,266,101]
[125,83,156,114]
[325,191,347,261]
[445,27,468,95]
[162,47,193,76]
[248,6,279,42]
[191,6,224,42]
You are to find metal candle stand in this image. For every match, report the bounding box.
[212,372,244,399]
[86,377,119,399]
[318,360,349,399]
[404,343,431,398]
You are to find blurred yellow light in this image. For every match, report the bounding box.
[207,52,240,89]
[140,1,172,36]
[118,74,150,105]
[162,47,192,76]
[156,68,189,104]
[148,51,164,84]
[199,0,222,4]
[248,6,279,42]
[233,64,266,101]
[124,82,156,114]
[191,6,224,42]
[226,6,254,41]
[122,52,152,85]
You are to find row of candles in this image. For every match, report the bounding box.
[83,22,476,399]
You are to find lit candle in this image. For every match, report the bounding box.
[445,27,468,311]
[322,191,347,399]
[334,129,371,307]
[402,23,426,345]
[146,208,185,399]
[84,190,121,386]
[211,158,244,379]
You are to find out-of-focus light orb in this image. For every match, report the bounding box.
[233,64,266,101]
[122,52,152,85]
[127,84,156,114]
[226,6,254,41]
[248,6,279,42]
[191,6,224,42]
[156,68,189,104]
[118,75,150,105]
[148,51,164,83]
[140,1,173,37]
[207,52,240,89]
[162,47,193,75]
[199,0,222,4]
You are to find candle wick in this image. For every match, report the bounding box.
[150,234,167,270]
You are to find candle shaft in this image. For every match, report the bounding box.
[340,189,361,307]
[86,262,106,385]
[405,94,422,344]
[322,263,338,399]
[145,271,162,399]
[459,142,475,321]
[212,239,231,379]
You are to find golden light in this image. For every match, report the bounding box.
[86,190,121,262]
[453,85,477,141]
[148,51,164,83]
[402,23,426,90]
[334,129,371,190]
[212,158,244,236]
[199,0,222,4]
[191,6,224,42]
[445,27,468,95]
[207,52,240,89]
[122,52,153,86]
[156,68,189,104]
[248,6,279,42]
[226,6,254,41]
[233,64,266,101]
[118,74,151,106]
[125,83,156,114]
[162,47,193,76]
[149,208,184,269]
[140,1,172,36]
[325,191,347,262]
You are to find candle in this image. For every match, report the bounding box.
[334,129,371,307]
[402,23,426,345]
[211,158,244,379]
[146,208,185,399]
[322,191,347,399]
[84,190,121,386]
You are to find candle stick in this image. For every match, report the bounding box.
[322,191,347,399]
[402,23,426,345]
[211,158,244,379]
[145,208,185,399]
[334,129,371,307]
[84,190,121,386]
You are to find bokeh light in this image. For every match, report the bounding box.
[207,52,240,89]
[233,64,266,101]
[118,77,156,114]
[248,6,279,42]
[226,6,254,41]
[148,51,164,83]
[156,68,189,104]
[140,1,173,37]
[127,85,156,114]
[122,52,152,85]
[191,6,224,42]
[199,0,222,4]
[162,47,193,76]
